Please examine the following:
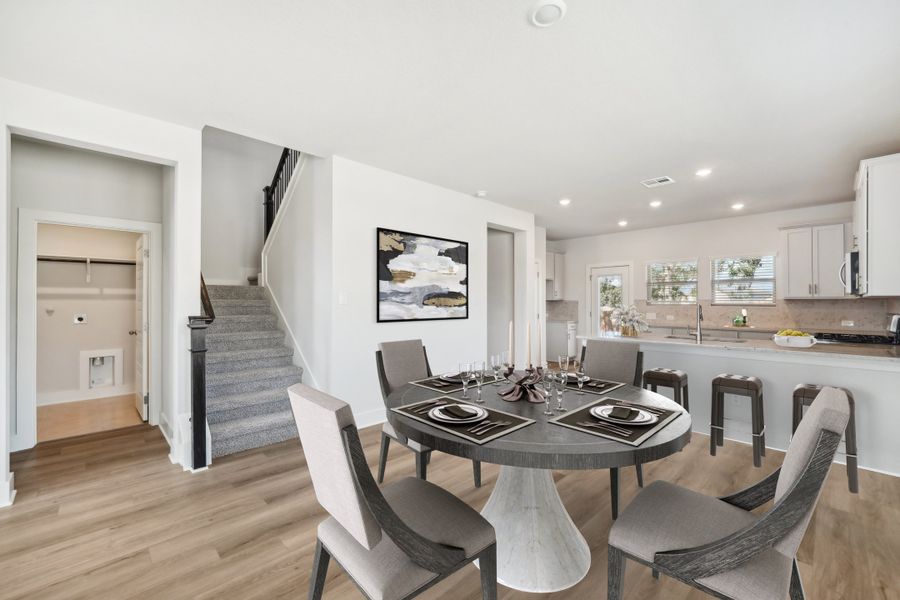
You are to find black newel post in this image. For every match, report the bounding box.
[188,317,210,470]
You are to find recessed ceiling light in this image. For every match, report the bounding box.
[558,197,571,206]
[695,168,713,177]
[474,190,488,198]
[731,202,745,210]
[530,0,567,27]
[649,200,662,208]
[618,220,628,227]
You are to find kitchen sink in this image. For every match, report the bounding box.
[665,335,747,343]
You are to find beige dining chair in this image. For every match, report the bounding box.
[289,383,498,600]
[375,339,481,487]
[607,386,850,600]
[580,338,645,518]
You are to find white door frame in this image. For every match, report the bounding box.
[585,262,634,336]
[14,209,163,451]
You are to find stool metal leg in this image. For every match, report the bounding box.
[845,402,859,493]
[716,391,725,446]
[682,383,689,412]
[673,384,682,409]
[710,384,719,456]
[650,383,658,393]
[759,392,766,457]
[750,391,762,468]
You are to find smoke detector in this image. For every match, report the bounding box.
[640,176,675,189]
[530,1,567,27]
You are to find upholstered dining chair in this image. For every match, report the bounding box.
[288,383,498,600]
[376,340,482,487]
[607,386,850,600]
[580,338,645,518]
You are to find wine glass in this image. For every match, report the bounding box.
[542,376,555,416]
[490,354,503,385]
[575,369,588,395]
[556,380,567,412]
[459,362,473,398]
[558,354,570,374]
[473,361,486,403]
[501,350,513,375]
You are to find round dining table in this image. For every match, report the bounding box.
[388,378,692,593]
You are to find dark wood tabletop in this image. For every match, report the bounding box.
[388,380,693,470]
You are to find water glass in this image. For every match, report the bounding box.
[473,361,486,403]
[459,362,473,398]
[490,354,503,385]
[556,379,567,411]
[558,354,570,374]
[542,383,554,416]
[576,370,588,395]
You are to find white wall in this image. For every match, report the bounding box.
[329,157,536,425]
[265,156,537,426]
[264,155,333,390]
[487,229,514,358]
[1,78,202,504]
[549,202,855,336]
[201,128,282,285]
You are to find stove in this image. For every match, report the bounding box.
[813,332,899,345]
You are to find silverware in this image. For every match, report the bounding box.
[614,402,663,415]
[577,421,631,436]
[468,420,498,433]
[469,420,511,434]
[411,400,446,414]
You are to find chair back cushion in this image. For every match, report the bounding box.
[288,383,382,550]
[378,339,429,396]
[582,339,640,384]
[773,386,849,556]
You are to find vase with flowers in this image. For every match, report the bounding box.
[610,305,650,337]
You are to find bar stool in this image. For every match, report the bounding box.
[642,367,689,411]
[710,373,765,467]
[793,384,858,493]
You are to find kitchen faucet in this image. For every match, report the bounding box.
[695,303,703,344]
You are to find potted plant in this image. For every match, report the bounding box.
[611,305,650,337]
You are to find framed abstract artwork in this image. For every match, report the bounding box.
[377,227,469,322]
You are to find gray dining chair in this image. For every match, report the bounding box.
[376,339,482,487]
[607,386,850,600]
[580,338,645,518]
[288,383,498,600]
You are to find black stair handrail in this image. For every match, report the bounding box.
[263,147,302,240]
[187,274,215,470]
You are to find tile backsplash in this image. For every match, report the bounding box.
[546,300,578,322]
[634,298,894,333]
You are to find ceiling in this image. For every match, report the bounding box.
[2,1,899,240]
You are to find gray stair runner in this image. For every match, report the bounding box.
[206,285,302,458]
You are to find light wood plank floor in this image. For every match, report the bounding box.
[37,395,143,442]
[3,424,898,599]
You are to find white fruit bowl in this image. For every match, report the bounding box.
[772,334,817,348]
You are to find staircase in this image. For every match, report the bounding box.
[205,284,302,458]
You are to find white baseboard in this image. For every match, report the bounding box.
[37,385,136,406]
[0,473,16,508]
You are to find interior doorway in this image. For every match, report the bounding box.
[587,263,632,337]
[16,211,162,449]
[487,228,515,358]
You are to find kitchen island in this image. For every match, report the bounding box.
[578,332,900,476]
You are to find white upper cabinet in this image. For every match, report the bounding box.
[546,252,564,300]
[782,223,847,299]
[856,154,900,296]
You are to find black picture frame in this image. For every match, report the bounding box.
[377,227,469,323]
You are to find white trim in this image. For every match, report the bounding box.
[267,286,319,389]
[14,209,163,451]
[260,154,307,287]
[0,474,15,508]
[37,385,136,406]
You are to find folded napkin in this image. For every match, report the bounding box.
[442,404,475,419]
[608,406,637,420]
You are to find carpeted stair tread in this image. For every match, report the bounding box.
[210,299,271,315]
[207,285,269,300]
[206,314,278,333]
[208,365,303,387]
[207,388,291,424]
[207,346,294,365]
[210,411,298,458]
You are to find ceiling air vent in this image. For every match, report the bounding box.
[640,176,675,188]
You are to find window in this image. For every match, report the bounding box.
[646,260,698,304]
[711,255,776,305]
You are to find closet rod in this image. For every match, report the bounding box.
[37,255,137,266]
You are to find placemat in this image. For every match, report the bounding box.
[392,397,534,445]
[560,376,625,396]
[550,397,682,446]
[410,374,498,394]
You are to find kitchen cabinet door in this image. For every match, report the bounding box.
[784,227,813,298]
[812,224,846,298]
[545,252,555,280]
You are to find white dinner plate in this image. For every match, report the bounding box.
[590,405,658,426]
[440,373,470,382]
[428,404,488,425]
